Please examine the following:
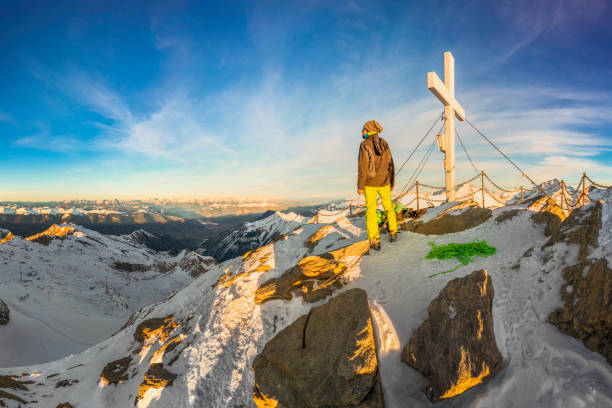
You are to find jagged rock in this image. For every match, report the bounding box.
[543,201,602,260]
[414,205,492,235]
[0,299,9,325]
[55,379,78,388]
[112,261,148,273]
[179,252,217,278]
[402,269,502,402]
[133,316,181,345]
[0,230,13,244]
[252,288,384,407]
[100,356,132,385]
[530,212,562,237]
[304,225,336,252]
[135,363,177,405]
[549,258,612,364]
[255,240,370,304]
[528,196,568,221]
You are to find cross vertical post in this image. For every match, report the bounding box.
[428,51,466,201]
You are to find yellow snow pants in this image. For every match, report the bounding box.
[364,184,397,243]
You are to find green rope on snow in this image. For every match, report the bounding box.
[425,239,497,278]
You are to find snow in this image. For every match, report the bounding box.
[0,225,209,367]
[0,187,610,407]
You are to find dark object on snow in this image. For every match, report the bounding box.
[415,205,492,235]
[135,363,177,405]
[252,288,384,407]
[100,356,132,385]
[56,403,74,408]
[0,298,9,325]
[549,258,612,365]
[402,269,503,401]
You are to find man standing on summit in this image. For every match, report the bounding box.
[357,120,398,250]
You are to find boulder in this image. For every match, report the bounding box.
[0,299,9,325]
[252,288,384,407]
[413,205,492,235]
[255,240,370,304]
[549,258,612,364]
[402,269,502,401]
[100,356,132,385]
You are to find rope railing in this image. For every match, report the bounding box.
[586,175,612,189]
[312,157,609,224]
[456,174,481,188]
[483,172,516,193]
[418,183,445,189]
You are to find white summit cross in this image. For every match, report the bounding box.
[427,51,466,201]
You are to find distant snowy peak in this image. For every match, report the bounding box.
[204,210,307,262]
[244,210,306,230]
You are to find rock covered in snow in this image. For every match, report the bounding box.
[549,258,612,365]
[178,251,217,278]
[402,269,502,402]
[252,288,384,407]
[0,299,9,325]
[255,240,370,304]
[544,200,602,260]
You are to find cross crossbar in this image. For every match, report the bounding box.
[427,72,465,120]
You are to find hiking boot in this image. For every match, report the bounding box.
[370,241,381,251]
[389,232,397,242]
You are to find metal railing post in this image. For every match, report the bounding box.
[520,186,524,203]
[416,181,420,212]
[481,171,485,208]
[582,172,587,206]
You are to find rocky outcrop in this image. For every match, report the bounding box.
[252,288,383,407]
[402,269,502,401]
[255,240,370,304]
[0,299,9,325]
[179,251,217,278]
[410,204,492,235]
[549,258,612,364]
[528,196,568,221]
[100,356,132,385]
[530,212,562,237]
[543,201,602,260]
[135,363,177,405]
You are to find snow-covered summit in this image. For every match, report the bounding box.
[203,210,308,262]
[0,185,610,407]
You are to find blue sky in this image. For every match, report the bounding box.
[1,0,611,201]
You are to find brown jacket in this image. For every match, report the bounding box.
[357,134,395,190]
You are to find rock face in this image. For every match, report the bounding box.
[0,299,9,325]
[543,201,602,260]
[136,363,177,405]
[549,258,612,364]
[402,269,502,401]
[252,288,384,407]
[255,240,370,304]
